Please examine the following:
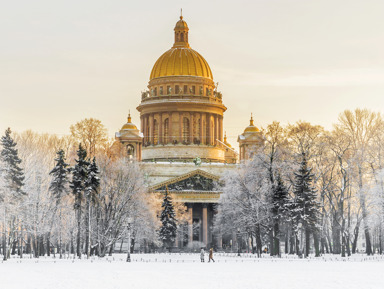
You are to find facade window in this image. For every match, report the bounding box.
[206,88,209,96]
[164,118,169,144]
[180,33,184,41]
[175,85,180,94]
[154,88,157,96]
[126,144,134,158]
[184,85,188,94]
[199,86,203,95]
[191,86,195,94]
[167,86,171,95]
[153,119,159,145]
[160,86,163,95]
[183,117,190,142]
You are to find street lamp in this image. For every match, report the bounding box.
[237,228,241,257]
[126,217,133,262]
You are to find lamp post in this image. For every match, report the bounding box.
[126,217,133,262]
[237,228,241,257]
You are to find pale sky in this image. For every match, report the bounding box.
[1,0,384,147]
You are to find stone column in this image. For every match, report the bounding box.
[143,116,147,143]
[149,114,154,144]
[188,204,193,245]
[169,112,173,143]
[214,114,218,145]
[202,204,208,246]
[199,113,203,143]
[219,116,223,142]
[159,113,163,144]
[179,112,183,143]
[207,113,211,145]
[140,115,143,134]
[190,113,194,143]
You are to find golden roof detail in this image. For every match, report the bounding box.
[149,16,213,80]
[121,113,137,130]
[150,48,213,80]
[244,114,260,133]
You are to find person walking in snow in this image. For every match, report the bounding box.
[208,248,215,262]
[200,248,205,262]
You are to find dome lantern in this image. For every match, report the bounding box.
[173,12,189,48]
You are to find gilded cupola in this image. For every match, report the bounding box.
[149,16,213,80]
[244,114,260,133]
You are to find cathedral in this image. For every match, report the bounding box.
[115,16,264,250]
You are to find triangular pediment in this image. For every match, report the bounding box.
[150,169,221,192]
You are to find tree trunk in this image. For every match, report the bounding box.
[313,230,320,257]
[305,228,310,257]
[76,195,82,259]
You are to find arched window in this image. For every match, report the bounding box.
[180,33,184,41]
[183,117,190,143]
[127,144,134,158]
[164,118,169,144]
[154,119,159,145]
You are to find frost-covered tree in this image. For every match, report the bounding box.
[159,188,177,250]
[292,153,320,257]
[216,156,271,257]
[0,128,25,260]
[70,144,89,258]
[84,157,99,258]
[1,128,24,195]
[271,174,290,256]
[49,149,70,258]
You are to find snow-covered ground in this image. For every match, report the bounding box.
[2,253,384,289]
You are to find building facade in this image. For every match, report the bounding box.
[116,16,263,250]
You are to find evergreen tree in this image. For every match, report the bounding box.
[0,128,25,261]
[159,188,177,250]
[49,149,70,258]
[70,144,89,258]
[84,157,100,258]
[49,149,70,204]
[0,128,24,195]
[292,153,320,257]
[271,174,289,256]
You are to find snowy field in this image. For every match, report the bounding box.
[2,253,384,289]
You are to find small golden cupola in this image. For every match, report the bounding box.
[116,112,143,161]
[238,113,264,162]
[121,113,137,130]
[244,114,260,133]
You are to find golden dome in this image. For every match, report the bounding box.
[244,114,260,133]
[150,48,213,80]
[121,114,137,130]
[149,16,213,80]
[175,16,188,29]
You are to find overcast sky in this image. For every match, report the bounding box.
[1,0,384,146]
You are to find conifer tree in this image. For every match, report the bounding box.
[1,128,24,195]
[84,157,100,258]
[271,174,289,256]
[292,153,320,257]
[70,144,89,258]
[159,188,177,251]
[49,149,70,258]
[0,128,25,261]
